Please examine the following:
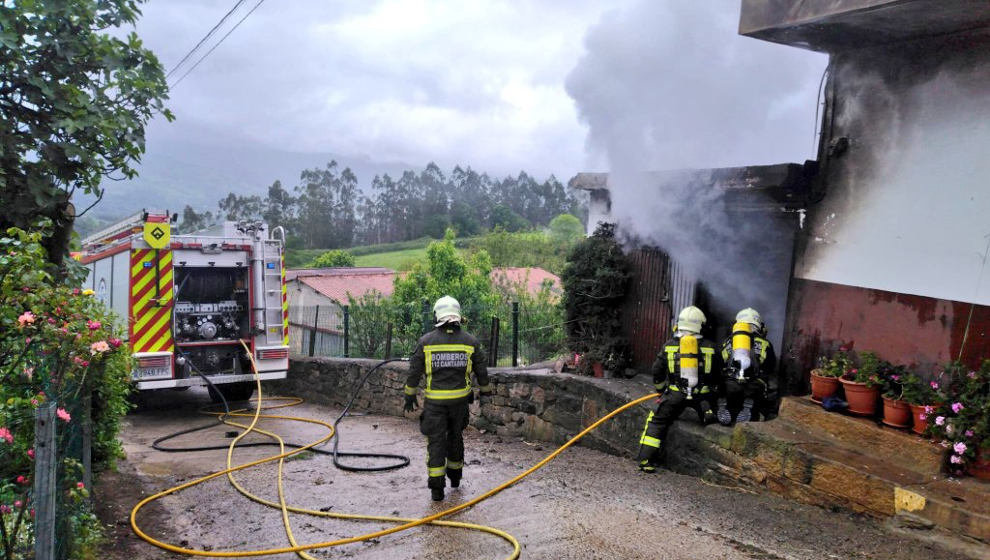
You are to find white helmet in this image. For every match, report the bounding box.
[736,308,764,333]
[433,295,462,327]
[676,306,706,334]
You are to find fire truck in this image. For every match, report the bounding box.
[80,211,289,401]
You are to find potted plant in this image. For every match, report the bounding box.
[925,361,990,479]
[901,372,941,435]
[810,347,850,403]
[840,351,883,416]
[879,361,911,428]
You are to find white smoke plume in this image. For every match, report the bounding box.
[565,1,827,344]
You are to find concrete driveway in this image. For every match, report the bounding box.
[95,386,980,560]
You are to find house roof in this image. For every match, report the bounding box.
[491,267,562,295]
[289,268,397,303]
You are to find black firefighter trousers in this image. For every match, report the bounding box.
[637,389,714,466]
[420,400,470,489]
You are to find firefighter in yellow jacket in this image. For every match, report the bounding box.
[404,296,493,501]
[636,306,718,473]
[717,308,777,425]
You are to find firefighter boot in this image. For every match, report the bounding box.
[698,400,715,425]
[717,398,732,426]
[447,470,461,488]
[431,487,445,501]
[736,398,755,423]
[638,459,657,474]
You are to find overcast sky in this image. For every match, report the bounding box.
[132,0,827,182]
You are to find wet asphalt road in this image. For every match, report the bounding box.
[108,387,979,560]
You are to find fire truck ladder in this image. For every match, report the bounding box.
[260,239,286,347]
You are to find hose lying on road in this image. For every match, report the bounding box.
[152,357,410,472]
[130,342,656,559]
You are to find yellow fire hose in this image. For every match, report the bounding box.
[130,343,656,558]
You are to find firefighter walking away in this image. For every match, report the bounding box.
[636,306,718,473]
[404,296,493,501]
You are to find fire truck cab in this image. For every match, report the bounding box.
[80,211,289,402]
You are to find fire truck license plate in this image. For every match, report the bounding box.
[134,367,170,380]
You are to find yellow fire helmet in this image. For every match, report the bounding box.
[433,295,462,326]
[736,307,764,333]
[676,305,706,334]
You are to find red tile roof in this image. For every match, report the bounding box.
[491,267,562,296]
[289,268,397,303]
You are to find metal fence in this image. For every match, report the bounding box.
[289,301,568,367]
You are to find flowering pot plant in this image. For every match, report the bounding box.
[925,361,990,478]
[900,372,944,435]
[840,351,883,416]
[810,346,852,402]
[877,359,911,428]
[1,224,134,557]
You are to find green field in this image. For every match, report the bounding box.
[353,247,430,270]
[286,236,479,270]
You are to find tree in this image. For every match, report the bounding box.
[262,180,295,233]
[177,205,216,234]
[218,192,263,221]
[294,161,358,249]
[549,213,585,246]
[391,229,497,351]
[0,1,171,266]
[307,249,355,268]
[561,222,632,374]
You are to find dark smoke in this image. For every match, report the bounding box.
[565,1,826,345]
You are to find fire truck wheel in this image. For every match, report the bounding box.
[207,382,256,404]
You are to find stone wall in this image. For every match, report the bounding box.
[271,357,656,458]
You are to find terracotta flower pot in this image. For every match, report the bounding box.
[881,397,911,428]
[908,404,930,435]
[967,447,990,480]
[810,369,840,403]
[839,377,879,416]
[592,362,604,378]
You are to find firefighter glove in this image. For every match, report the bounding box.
[404,394,419,412]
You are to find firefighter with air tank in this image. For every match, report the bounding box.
[716,307,777,425]
[635,305,719,473]
[403,296,493,501]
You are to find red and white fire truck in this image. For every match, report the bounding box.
[80,211,289,401]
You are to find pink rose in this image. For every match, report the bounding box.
[935,416,945,426]
[0,505,10,514]
[924,405,934,414]
[13,501,22,508]
[954,442,967,454]
[930,381,939,390]
[968,371,977,379]
[16,476,27,485]
[0,427,13,444]
[951,402,964,414]
[86,319,101,331]
[950,455,963,464]
[76,482,85,489]
[90,340,110,355]
[965,430,975,438]
[918,413,927,421]
[17,311,35,326]
[27,449,34,459]
[56,408,71,423]
[109,338,122,348]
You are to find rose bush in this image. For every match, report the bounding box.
[1,225,133,558]
[925,361,990,476]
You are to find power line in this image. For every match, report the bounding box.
[166,0,249,80]
[170,0,268,89]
